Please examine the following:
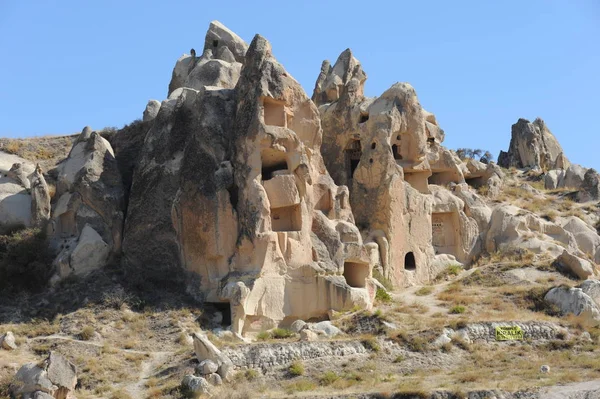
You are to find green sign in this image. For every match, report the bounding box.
[495,326,524,341]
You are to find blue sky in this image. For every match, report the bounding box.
[1,1,598,169]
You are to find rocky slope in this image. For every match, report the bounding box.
[0,20,599,399]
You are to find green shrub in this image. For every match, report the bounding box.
[288,361,305,377]
[375,288,392,303]
[271,328,294,339]
[449,305,466,314]
[319,371,340,386]
[0,228,53,292]
[285,379,316,394]
[256,331,271,341]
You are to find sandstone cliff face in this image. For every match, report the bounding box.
[123,23,375,335]
[498,118,568,170]
[313,50,486,287]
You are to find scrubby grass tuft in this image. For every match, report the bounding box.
[375,288,392,303]
[288,361,305,377]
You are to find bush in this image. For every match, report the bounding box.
[271,328,294,339]
[319,371,339,386]
[372,269,394,291]
[80,326,96,341]
[256,331,271,341]
[0,228,53,292]
[288,361,305,377]
[449,305,466,314]
[375,288,392,303]
[415,287,433,296]
[244,369,259,381]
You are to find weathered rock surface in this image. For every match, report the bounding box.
[0,152,50,233]
[11,352,77,399]
[578,168,600,202]
[498,118,568,170]
[49,126,124,283]
[545,286,600,326]
[181,374,211,396]
[0,331,17,350]
[553,250,595,280]
[125,23,376,334]
[193,333,234,381]
[142,99,161,122]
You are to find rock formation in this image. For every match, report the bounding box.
[498,118,568,170]
[313,49,491,286]
[123,23,376,335]
[0,153,51,233]
[11,352,77,399]
[48,126,124,283]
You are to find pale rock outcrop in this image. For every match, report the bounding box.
[49,126,124,283]
[558,216,600,264]
[545,286,600,326]
[580,280,600,305]
[314,49,439,287]
[0,331,17,350]
[11,352,77,399]
[142,99,161,122]
[563,164,587,188]
[197,359,218,375]
[168,21,247,96]
[193,333,234,381]
[498,118,568,170]
[308,321,341,337]
[430,186,480,264]
[0,153,50,233]
[125,24,376,333]
[578,168,600,202]
[486,204,578,257]
[552,250,595,280]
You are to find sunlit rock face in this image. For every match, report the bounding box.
[123,22,375,336]
[313,49,486,287]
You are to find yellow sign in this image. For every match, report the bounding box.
[495,326,524,341]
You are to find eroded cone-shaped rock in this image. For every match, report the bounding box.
[49,127,124,283]
[30,164,51,228]
[498,118,568,170]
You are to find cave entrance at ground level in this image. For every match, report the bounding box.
[207,302,232,326]
[404,252,416,271]
[344,140,362,180]
[343,261,369,288]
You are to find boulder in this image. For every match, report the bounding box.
[300,329,319,342]
[196,359,218,375]
[29,165,51,228]
[544,169,565,190]
[545,286,600,326]
[553,250,595,280]
[290,320,307,333]
[579,280,600,306]
[192,333,234,381]
[0,153,35,234]
[33,392,55,399]
[563,164,587,189]
[309,321,341,337]
[181,374,211,396]
[68,224,110,277]
[498,118,568,170]
[142,99,161,122]
[205,372,223,386]
[0,331,17,350]
[11,352,77,399]
[558,216,600,264]
[578,168,600,202]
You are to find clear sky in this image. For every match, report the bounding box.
[1,1,598,169]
